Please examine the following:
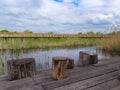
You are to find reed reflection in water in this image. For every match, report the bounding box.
[0,46,112,75]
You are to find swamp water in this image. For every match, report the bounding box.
[0,46,112,75]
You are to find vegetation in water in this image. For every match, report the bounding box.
[0,58,5,75]
[98,33,120,55]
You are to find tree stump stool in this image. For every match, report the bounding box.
[66,58,74,69]
[52,56,67,80]
[7,58,36,80]
[79,51,98,66]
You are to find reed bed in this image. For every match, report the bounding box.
[98,34,120,55]
[0,37,99,50]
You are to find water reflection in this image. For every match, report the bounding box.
[0,46,112,75]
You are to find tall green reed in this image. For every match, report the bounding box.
[0,37,99,50]
[98,34,120,55]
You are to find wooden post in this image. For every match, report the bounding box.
[52,57,67,80]
[66,58,74,69]
[7,58,36,80]
[79,52,98,66]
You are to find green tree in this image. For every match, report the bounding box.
[78,32,83,34]
[47,32,54,34]
[96,32,103,35]
[87,31,95,34]
[0,30,9,33]
[12,31,18,33]
[23,30,33,33]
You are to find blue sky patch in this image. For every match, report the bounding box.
[54,0,63,3]
[72,0,79,7]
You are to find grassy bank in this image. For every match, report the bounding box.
[98,34,120,55]
[0,37,99,50]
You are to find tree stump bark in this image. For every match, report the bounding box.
[7,58,36,80]
[52,57,67,80]
[79,51,98,66]
[66,58,74,69]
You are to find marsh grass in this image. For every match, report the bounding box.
[0,58,5,75]
[98,34,120,55]
[0,37,99,75]
[0,37,99,50]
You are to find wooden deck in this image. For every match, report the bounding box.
[0,57,120,90]
[0,34,105,38]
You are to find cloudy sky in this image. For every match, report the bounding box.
[0,0,120,33]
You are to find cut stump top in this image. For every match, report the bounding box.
[80,51,97,56]
[52,56,70,61]
[7,58,35,65]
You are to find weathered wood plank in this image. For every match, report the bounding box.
[1,57,120,90]
[32,66,95,85]
[2,78,44,90]
[2,61,119,89]
[93,57,120,67]
[41,62,120,90]
[86,79,120,90]
[52,71,118,90]
[28,58,120,86]
[33,59,120,85]
[0,34,105,38]
[68,57,120,74]
[110,86,120,90]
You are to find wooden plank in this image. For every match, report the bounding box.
[41,63,120,90]
[0,58,120,90]
[69,57,120,73]
[2,61,119,89]
[0,34,105,38]
[33,59,120,85]
[32,65,108,85]
[67,57,120,77]
[52,71,118,90]
[93,58,120,67]
[106,79,120,90]
[111,86,120,90]
[85,83,110,90]
[33,66,95,84]
[2,79,44,90]
[33,62,114,85]
[33,65,108,85]
[86,79,120,90]
[33,66,100,85]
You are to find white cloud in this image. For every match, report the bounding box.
[81,0,105,8]
[0,0,20,3]
[109,0,120,8]
[39,0,72,22]
[16,23,23,27]
[86,13,114,24]
[8,8,22,14]
[0,0,120,33]
[63,0,73,3]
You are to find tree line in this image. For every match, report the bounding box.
[0,30,33,33]
[78,31,103,35]
[0,29,103,35]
